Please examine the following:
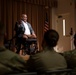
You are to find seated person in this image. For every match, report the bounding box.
[63,33,76,75]
[0,22,27,74]
[14,14,37,54]
[26,29,67,73]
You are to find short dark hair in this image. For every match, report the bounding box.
[44,29,59,47]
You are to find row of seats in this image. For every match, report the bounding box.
[7,68,72,75]
[8,72,37,75]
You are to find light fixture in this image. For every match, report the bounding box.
[63,19,66,36]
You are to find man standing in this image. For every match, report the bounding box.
[15,14,36,54]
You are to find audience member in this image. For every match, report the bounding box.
[26,29,67,73]
[63,33,76,75]
[0,22,27,75]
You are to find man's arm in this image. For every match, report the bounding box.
[23,23,37,39]
[28,23,37,38]
[14,21,25,38]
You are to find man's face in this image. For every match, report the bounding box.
[22,14,27,22]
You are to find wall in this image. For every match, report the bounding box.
[52,0,76,52]
[57,0,75,33]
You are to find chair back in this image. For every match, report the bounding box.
[8,72,37,75]
[45,69,72,75]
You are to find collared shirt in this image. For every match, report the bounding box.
[22,21,31,35]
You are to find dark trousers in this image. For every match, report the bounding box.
[15,38,22,54]
[15,38,28,54]
[15,38,37,54]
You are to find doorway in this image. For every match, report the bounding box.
[55,13,72,53]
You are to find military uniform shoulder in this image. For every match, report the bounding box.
[0,46,7,52]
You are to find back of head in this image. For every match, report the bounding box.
[43,29,59,47]
[0,22,5,40]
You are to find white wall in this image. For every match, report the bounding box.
[57,0,76,33]
[51,0,76,52]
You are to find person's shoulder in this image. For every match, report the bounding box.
[0,47,19,58]
[15,20,22,24]
[32,49,53,57]
[2,48,22,58]
[27,22,31,25]
[62,50,76,58]
[5,49,18,56]
[70,49,76,56]
[64,49,76,55]
[30,50,44,57]
[6,50,27,62]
